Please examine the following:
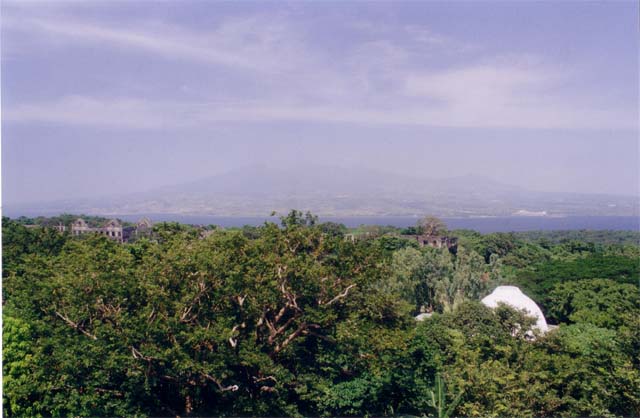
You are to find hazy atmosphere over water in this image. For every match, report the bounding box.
[2,1,638,206]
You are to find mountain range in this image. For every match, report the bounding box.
[6,165,639,217]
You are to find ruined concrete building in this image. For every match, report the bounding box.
[24,222,66,232]
[53,223,67,233]
[71,218,124,242]
[415,234,458,251]
[25,217,155,243]
[136,217,153,231]
[132,217,154,240]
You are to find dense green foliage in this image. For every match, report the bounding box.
[12,213,129,228]
[3,213,639,417]
[512,254,639,313]
[386,246,499,314]
[547,279,639,328]
[514,229,640,246]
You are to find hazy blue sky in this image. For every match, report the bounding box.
[2,1,638,204]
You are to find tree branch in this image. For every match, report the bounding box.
[180,281,208,323]
[147,306,156,323]
[274,305,288,324]
[131,346,154,361]
[229,324,240,348]
[54,311,97,340]
[303,329,336,344]
[202,373,239,392]
[273,322,319,354]
[253,375,278,384]
[322,284,357,306]
[267,313,300,345]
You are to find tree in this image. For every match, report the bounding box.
[480,232,519,263]
[427,373,464,418]
[3,306,40,417]
[512,254,640,311]
[547,279,640,329]
[4,213,640,417]
[417,216,447,236]
[411,302,540,416]
[3,211,410,416]
[389,246,496,314]
[318,221,348,237]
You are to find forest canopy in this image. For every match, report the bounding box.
[3,213,639,417]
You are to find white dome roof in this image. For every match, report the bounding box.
[481,286,549,333]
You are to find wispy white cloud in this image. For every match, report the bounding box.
[349,20,476,53]
[5,96,177,129]
[3,14,307,73]
[5,93,636,130]
[2,9,636,131]
[405,62,551,103]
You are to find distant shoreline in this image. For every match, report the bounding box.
[6,213,638,233]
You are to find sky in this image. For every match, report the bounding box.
[2,0,638,205]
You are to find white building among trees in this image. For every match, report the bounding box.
[481,286,549,333]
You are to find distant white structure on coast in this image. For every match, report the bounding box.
[481,286,549,333]
[513,209,548,217]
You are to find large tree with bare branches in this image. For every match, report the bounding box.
[417,216,448,236]
[2,212,407,416]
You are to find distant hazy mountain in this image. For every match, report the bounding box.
[152,164,522,197]
[6,164,639,217]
